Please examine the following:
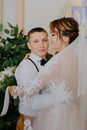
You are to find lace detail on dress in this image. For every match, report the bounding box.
[48,79,73,104]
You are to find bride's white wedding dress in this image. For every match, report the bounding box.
[13,32,87,130]
[32,79,81,130]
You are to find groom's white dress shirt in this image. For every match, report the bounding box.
[15,53,43,116]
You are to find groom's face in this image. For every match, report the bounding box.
[28,32,49,59]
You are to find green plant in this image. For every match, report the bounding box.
[0,23,29,71]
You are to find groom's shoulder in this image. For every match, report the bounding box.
[16,58,30,69]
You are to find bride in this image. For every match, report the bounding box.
[9,17,87,130]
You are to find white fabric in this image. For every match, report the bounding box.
[0,87,9,116]
[13,29,87,130]
[24,118,33,130]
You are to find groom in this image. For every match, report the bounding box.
[10,27,50,130]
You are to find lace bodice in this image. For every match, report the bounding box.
[42,79,73,104]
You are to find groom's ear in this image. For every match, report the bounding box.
[27,42,31,50]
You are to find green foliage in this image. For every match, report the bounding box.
[0,23,3,32]
[0,22,29,71]
[0,75,17,91]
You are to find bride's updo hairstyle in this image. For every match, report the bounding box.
[49,17,79,43]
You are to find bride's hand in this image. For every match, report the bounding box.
[8,85,25,97]
[8,85,17,96]
[23,53,30,59]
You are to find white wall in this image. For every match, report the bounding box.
[24,0,70,33]
[2,0,16,37]
[2,0,86,34]
[2,0,16,27]
[2,0,73,33]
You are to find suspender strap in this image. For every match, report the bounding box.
[27,58,39,72]
[27,58,43,94]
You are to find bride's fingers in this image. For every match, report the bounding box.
[23,53,30,59]
[8,86,16,96]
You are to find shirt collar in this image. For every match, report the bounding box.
[29,53,42,62]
